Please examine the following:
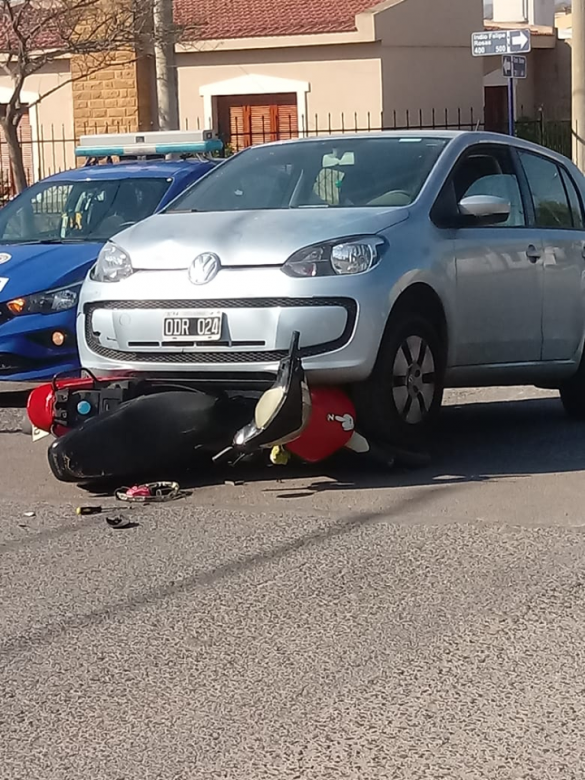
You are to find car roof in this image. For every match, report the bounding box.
[41,158,216,184]
[279,130,466,142]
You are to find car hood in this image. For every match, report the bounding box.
[117,208,410,270]
[0,242,102,301]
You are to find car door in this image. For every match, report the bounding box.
[445,144,544,366]
[516,150,585,362]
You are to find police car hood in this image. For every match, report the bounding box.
[0,242,102,300]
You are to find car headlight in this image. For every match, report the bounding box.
[282,235,385,278]
[6,284,81,316]
[90,242,134,283]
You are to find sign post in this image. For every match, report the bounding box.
[472,30,531,136]
[501,55,527,136]
[507,77,515,136]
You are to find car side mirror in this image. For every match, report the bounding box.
[457,195,511,226]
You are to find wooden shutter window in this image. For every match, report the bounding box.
[217,93,298,151]
[275,102,298,141]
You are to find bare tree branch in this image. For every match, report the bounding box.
[0,0,195,192]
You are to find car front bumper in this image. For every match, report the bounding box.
[77,266,391,386]
[0,309,80,381]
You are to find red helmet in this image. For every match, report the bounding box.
[286,386,356,463]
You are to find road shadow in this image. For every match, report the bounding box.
[77,395,585,498]
[0,390,30,409]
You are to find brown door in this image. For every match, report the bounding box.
[484,86,508,134]
[217,93,298,152]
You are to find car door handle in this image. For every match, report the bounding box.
[526,244,541,263]
[581,243,585,260]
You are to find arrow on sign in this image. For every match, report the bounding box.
[512,31,529,48]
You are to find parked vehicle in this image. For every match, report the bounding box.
[77,130,585,447]
[0,130,220,381]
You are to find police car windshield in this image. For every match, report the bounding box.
[0,177,171,244]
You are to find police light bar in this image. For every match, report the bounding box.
[75,129,223,158]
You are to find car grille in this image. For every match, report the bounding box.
[85,297,354,311]
[84,297,357,365]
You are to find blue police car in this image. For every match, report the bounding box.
[0,130,220,380]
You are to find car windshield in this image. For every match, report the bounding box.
[0,176,172,244]
[166,136,449,213]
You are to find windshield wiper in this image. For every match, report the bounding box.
[37,238,85,244]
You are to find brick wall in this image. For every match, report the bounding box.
[71,50,154,139]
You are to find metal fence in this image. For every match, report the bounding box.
[220,108,486,155]
[0,110,575,202]
[222,109,574,160]
[515,116,572,159]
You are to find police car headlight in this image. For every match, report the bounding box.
[91,242,134,283]
[7,284,81,315]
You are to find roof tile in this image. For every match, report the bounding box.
[175,0,379,40]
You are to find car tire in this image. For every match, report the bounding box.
[559,356,585,419]
[353,311,445,450]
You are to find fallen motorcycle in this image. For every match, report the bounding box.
[27,332,389,484]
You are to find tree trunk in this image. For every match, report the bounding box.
[1,116,27,195]
[153,0,179,130]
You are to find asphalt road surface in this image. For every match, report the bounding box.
[2,384,585,779]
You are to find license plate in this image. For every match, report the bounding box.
[162,310,223,342]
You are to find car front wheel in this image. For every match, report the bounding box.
[353,312,445,450]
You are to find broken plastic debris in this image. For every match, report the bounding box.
[105,515,133,529]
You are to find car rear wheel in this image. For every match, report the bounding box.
[353,312,445,451]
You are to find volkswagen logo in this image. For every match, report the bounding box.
[189,252,221,285]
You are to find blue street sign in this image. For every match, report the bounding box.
[502,54,527,79]
[471,29,532,57]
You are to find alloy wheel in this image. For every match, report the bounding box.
[391,335,436,425]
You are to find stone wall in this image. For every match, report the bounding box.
[71,51,154,139]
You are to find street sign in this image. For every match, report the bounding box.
[502,54,527,79]
[471,29,531,57]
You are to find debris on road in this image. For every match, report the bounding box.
[105,515,134,529]
[76,505,103,515]
[115,481,187,504]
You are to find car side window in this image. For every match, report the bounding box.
[450,147,526,227]
[518,151,573,229]
[1,184,73,241]
[560,168,585,229]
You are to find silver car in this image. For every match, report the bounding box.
[77,130,585,446]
